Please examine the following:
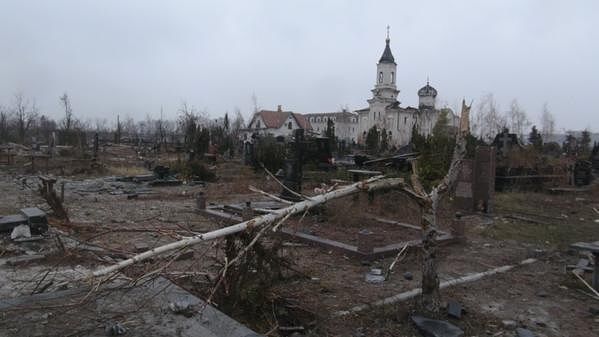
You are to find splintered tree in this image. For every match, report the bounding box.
[400,100,469,314]
[59,92,82,146]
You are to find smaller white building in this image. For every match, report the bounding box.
[243,105,311,140]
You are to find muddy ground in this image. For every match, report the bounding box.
[1,145,598,336]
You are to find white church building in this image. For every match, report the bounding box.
[355,32,459,146]
[243,31,459,147]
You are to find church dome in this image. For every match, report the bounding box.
[418,82,437,97]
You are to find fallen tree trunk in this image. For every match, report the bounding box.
[90,175,396,279]
[334,258,537,317]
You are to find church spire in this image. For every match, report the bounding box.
[379,26,395,64]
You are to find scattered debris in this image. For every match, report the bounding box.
[501,320,517,329]
[0,207,48,234]
[515,327,535,337]
[446,300,462,319]
[411,315,464,337]
[10,224,31,240]
[569,241,599,291]
[365,268,385,284]
[169,300,196,317]
[105,322,127,336]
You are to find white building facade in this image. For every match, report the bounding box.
[242,33,459,147]
[304,110,359,143]
[354,34,459,146]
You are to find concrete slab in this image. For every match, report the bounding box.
[0,276,262,337]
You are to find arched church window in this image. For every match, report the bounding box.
[288,122,292,129]
[256,120,261,128]
[378,72,383,83]
[391,72,395,83]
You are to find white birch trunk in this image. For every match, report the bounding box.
[90,175,395,279]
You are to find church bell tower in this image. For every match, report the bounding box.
[372,26,399,102]
[367,27,400,128]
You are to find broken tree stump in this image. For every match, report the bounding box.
[38,176,68,221]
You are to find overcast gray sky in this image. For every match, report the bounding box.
[0,0,597,131]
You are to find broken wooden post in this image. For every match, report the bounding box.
[241,201,254,221]
[196,192,206,210]
[450,212,465,241]
[60,181,65,203]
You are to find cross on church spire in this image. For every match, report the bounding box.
[386,25,390,41]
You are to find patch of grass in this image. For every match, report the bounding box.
[483,191,599,249]
[105,165,150,176]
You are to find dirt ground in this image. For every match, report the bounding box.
[1,145,598,337]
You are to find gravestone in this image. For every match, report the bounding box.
[93,132,99,160]
[454,160,474,211]
[454,146,495,213]
[473,146,496,213]
[281,129,304,201]
[243,141,254,166]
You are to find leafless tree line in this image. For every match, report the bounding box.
[470,93,556,141]
[0,92,246,147]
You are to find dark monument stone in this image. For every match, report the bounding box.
[93,132,99,161]
[447,300,463,319]
[474,146,496,213]
[454,160,473,211]
[515,328,535,337]
[243,141,255,166]
[492,128,520,157]
[411,315,464,337]
[454,146,495,213]
[281,129,304,201]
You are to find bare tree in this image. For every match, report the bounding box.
[37,115,57,144]
[232,108,245,132]
[59,92,73,131]
[508,99,530,139]
[472,93,506,141]
[0,105,11,142]
[540,102,555,139]
[12,92,39,144]
[122,116,138,142]
[114,115,122,144]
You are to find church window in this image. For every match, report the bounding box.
[256,120,261,128]
[288,122,292,129]
[378,72,383,83]
[391,72,395,83]
[404,116,407,124]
